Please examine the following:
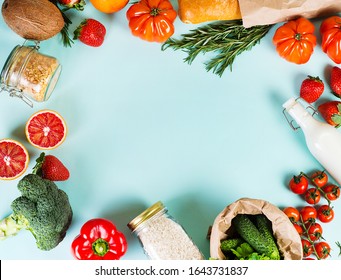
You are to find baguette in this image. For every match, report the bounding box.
[178,0,242,24]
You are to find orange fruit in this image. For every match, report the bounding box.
[25,110,67,150]
[89,0,129,13]
[0,139,29,180]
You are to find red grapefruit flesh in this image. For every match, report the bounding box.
[0,139,29,180]
[25,110,67,150]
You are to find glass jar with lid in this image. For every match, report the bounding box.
[0,41,62,107]
[127,201,204,260]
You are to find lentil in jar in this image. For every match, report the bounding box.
[1,45,61,103]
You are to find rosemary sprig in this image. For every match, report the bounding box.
[162,20,273,77]
[59,11,74,48]
[49,0,74,47]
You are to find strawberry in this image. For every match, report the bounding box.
[331,66,341,98]
[33,152,70,181]
[73,19,106,47]
[318,101,341,128]
[300,76,324,103]
[57,0,85,10]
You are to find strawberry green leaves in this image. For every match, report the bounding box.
[33,152,70,181]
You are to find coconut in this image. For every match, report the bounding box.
[2,0,64,41]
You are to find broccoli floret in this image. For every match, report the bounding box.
[0,174,73,251]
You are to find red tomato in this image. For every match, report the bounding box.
[306,222,323,241]
[289,174,309,194]
[317,205,334,223]
[300,206,317,224]
[320,16,341,64]
[322,184,340,201]
[302,239,313,257]
[314,241,331,259]
[311,171,328,188]
[293,223,303,236]
[283,207,300,223]
[272,17,316,64]
[304,188,321,204]
[126,0,177,43]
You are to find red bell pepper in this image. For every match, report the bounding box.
[71,218,127,260]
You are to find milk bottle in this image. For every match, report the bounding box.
[283,97,341,185]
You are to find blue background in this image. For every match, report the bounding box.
[0,2,340,260]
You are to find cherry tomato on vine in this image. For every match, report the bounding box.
[317,205,334,223]
[293,223,303,236]
[283,207,300,223]
[300,206,317,224]
[306,222,323,241]
[302,239,313,257]
[304,188,321,204]
[314,241,331,259]
[289,173,309,194]
[322,184,340,201]
[311,171,328,187]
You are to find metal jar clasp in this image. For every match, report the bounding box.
[0,84,33,107]
[282,97,318,131]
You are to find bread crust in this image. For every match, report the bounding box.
[178,0,242,24]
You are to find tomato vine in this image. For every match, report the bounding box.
[284,169,340,260]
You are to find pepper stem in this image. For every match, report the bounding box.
[92,238,110,257]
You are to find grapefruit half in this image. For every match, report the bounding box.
[0,139,29,180]
[25,110,67,150]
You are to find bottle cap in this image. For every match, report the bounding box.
[127,201,166,232]
[282,97,297,110]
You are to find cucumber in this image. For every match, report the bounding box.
[220,238,244,253]
[232,214,278,259]
[255,214,280,260]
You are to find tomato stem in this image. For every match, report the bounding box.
[303,170,332,206]
[294,33,302,40]
[299,214,321,260]
[150,8,160,16]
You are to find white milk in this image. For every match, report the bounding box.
[283,97,341,185]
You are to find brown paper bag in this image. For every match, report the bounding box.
[210,197,303,260]
[239,0,341,27]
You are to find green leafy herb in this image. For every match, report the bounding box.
[245,252,271,260]
[230,242,254,259]
[49,0,74,47]
[59,11,74,47]
[336,241,341,257]
[162,20,273,77]
[230,242,270,260]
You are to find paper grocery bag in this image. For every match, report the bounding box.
[239,0,341,27]
[210,197,303,260]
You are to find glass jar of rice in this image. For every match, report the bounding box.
[127,201,204,260]
[0,42,61,107]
